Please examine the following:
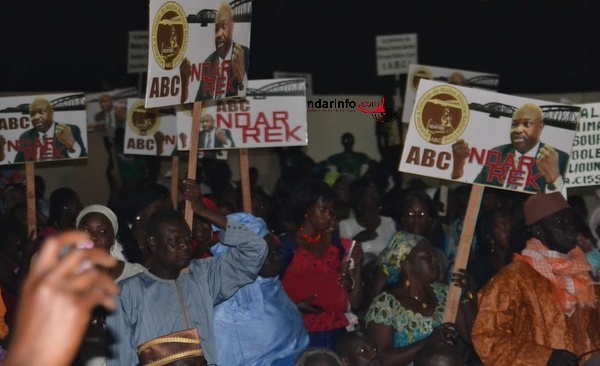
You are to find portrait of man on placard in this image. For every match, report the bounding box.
[198,113,235,149]
[180,2,250,103]
[0,97,87,164]
[451,103,569,193]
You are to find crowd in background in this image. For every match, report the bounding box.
[1,131,600,366]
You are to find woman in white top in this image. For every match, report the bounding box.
[339,180,396,262]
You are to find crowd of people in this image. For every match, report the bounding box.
[1,131,600,366]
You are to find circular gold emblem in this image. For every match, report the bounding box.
[414,85,469,145]
[410,67,433,92]
[152,1,188,70]
[127,101,161,136]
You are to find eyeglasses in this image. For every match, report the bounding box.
[355,343,378,355]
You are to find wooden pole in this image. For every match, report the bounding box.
[239,148,251,212]
[184,101,202,227]
[439,184,449,216]
[170,155,179,209]
[25,162,37,239]
[443,184,484,323]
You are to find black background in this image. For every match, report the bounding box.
[1,0,599,97]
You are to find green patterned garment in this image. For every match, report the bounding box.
[365,283,447,347]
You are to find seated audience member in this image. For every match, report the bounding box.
[414,342,464,366]
[467,209,514,288]
[4,231,119,366]
[398,190,449,280]
[76,205,145,282]
[365,232,475,366]
[0,293,7,340]
[0,216,36,328]
[210,212,309,366]
[75,205,146,366]
[472,192,600,366]
[38,187,83,239]
[335,331,381,366]
[295,347,343,366]
[589,190,600,249]
[340,179,397,262]
[280,180,364,350]
[116,183,172,265]
[587,194,600,279]
[106,181,267,366]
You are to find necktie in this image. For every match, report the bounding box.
[206,134,212,148]
[40,134,53,160]
[506,156,526,190]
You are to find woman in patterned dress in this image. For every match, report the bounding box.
[365,232,476,365]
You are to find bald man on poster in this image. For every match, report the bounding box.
[450,103,569,193]
[0,98,87,164]
[180,2,250,103]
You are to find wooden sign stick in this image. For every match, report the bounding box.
[239,148,251,213]
[184,101,202,228]
[443,184,484,323]
[170,155,179,209]
[25,162,37,239]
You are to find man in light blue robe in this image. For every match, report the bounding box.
[211,213,309,366]
[106,209,267,366]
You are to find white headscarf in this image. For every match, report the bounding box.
[76,204,126,261]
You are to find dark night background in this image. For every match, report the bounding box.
[1,0,599,97]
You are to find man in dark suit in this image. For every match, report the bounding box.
[180,2,250,103]
[13,98,87,163]
[94,94,123,137]
[451,103,569,193]
[199,113,234,149]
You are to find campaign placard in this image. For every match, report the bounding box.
[376,33,417,76]
[402,64,499,123]
[86,88,137,133]
[0,93,88,165]
[177,78,307,152]
[565,102,600,187]
[399,80,579,194]
[145,0,252,108]
[128,31,150,74]
[124,99,178,156]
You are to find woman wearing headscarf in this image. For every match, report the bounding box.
[364,232,475,366]
[75,205,145,366]
[76,205,145,282]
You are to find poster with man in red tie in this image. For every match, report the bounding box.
[399,80,578,194]
[0,93,88,165]
[145,0,252,108]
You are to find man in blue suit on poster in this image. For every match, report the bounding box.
[451,103,569,193]
[199,113,235,149]
[180,2,250,103]
[0,97,87,164]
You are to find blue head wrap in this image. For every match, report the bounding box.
[210,212,269,257]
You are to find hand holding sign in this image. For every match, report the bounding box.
[451,139,470,179]
[536,145,560,184]
[56,123,76,151]
[232,43,246,90]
